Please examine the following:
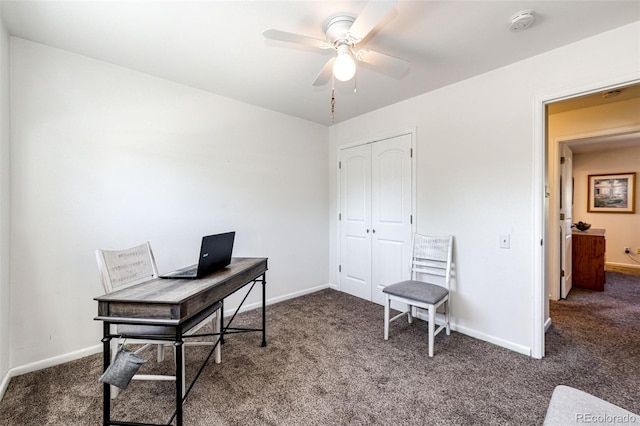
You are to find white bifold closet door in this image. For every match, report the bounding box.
[339,133,413,305]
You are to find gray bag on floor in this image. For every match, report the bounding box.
[99,346,147,390]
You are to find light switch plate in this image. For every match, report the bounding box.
[500,234,510,249]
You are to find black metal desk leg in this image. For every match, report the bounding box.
[220,299,225,345]
[175,332,184,426]
[262,273,267,347]
[101,322,111,426]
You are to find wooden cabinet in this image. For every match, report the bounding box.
[572,228,606,291]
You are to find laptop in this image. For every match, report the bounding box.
[160,232,235,279]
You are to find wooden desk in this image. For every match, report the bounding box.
[572,229,605,291]
[95,257,268,426]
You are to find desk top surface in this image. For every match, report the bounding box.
[95,257,267,325]
[95,257,267,304]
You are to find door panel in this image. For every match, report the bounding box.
[340,144,371,300]
[371,134,412,305]
[560,144,573,298]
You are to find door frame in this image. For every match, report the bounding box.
[532,74,640,359]
[336,128,417,295]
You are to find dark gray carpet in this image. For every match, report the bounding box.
[1,271,638,425]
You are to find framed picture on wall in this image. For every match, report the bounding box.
[587,172,636,213]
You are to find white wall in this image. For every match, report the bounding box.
[5,17,640,377]
[9,38,329,369]
[329,22,640,355]
[0,9,11,389]
[573,145,640,267]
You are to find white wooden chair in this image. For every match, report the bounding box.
[383,234,453,357]
[96,242,222,398]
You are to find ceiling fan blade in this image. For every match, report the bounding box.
[355,49,410,78]
[263,29,331,50]
[312,57,335,86]
[348,0,397,43]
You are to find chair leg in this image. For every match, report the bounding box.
[428,305,435,357]
[384,294,390,340]
[214,310,221,364]
[444,300,451,336]
[157,344,165,362]
[407,305,414,324]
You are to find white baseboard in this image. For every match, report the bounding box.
[225,283,331,317]
[0,344,103,402]
[451,323,531,356]
[10,344,103,378]
[0,369,11,403]
[410,311,532,356]
[0,283,333,403]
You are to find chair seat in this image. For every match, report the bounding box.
[383,280,449,305]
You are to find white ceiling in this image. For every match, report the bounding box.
[565,131,640,154]
[2,1,639,126]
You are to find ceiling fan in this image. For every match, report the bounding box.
[263,0,410,86]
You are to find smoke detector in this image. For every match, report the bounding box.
[509,10,535,32]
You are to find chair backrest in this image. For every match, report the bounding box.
[95,242,159,293]
[411,234,453,289]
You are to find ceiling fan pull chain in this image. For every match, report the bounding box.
[330,73,336,123]
[331,86,336,124]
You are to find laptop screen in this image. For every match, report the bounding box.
[196,231,235,276]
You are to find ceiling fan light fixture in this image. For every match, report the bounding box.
[333,44,356,82]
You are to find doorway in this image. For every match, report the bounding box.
[551,130,640,300]
[541,82,640,356]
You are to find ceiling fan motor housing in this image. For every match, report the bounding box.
[325,15,357,46]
